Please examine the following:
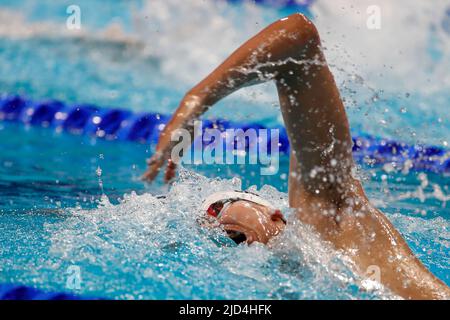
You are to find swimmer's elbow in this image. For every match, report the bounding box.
[288,12,317,30]
[279,13,321,45]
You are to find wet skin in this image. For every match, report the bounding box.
[218,200,285,245]
[142,13,450,299]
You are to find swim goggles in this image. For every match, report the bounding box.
[201,190,286,223]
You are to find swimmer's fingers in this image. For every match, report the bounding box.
[141,154,165,182]
[141,157,177,183]
[164,159,177,183]
[141,163,162,182]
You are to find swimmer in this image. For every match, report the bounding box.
[142,14,450,300]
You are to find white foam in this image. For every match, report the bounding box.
[42,168,402,299]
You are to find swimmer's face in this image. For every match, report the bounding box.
[217,200,285,245]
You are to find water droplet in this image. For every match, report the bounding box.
[96,166,102,177]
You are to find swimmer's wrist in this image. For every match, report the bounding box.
[147,151,164,165]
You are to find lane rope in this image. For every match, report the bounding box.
[1,95,448,174]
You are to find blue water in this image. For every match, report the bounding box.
[0,0,449,299]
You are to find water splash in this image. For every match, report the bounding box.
[311,0,450,94]
[310,0,450,143]
[42,168,398,299]
[0,0,448,298]
[395,173,450,208]
[132,0,278,84]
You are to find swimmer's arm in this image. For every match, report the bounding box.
[142,13,320,181]
[141,13,450,300]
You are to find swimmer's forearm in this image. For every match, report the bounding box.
[157,13,321,154]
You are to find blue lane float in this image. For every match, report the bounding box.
[0,95,449,174]
[228,0,314,9]
[0,283,91,300]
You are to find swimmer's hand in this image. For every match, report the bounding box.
[141,94,205,183]
[141,151,177,183]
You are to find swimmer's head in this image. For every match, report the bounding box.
[203,192,286,244]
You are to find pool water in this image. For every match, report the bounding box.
[0,0,449,299]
